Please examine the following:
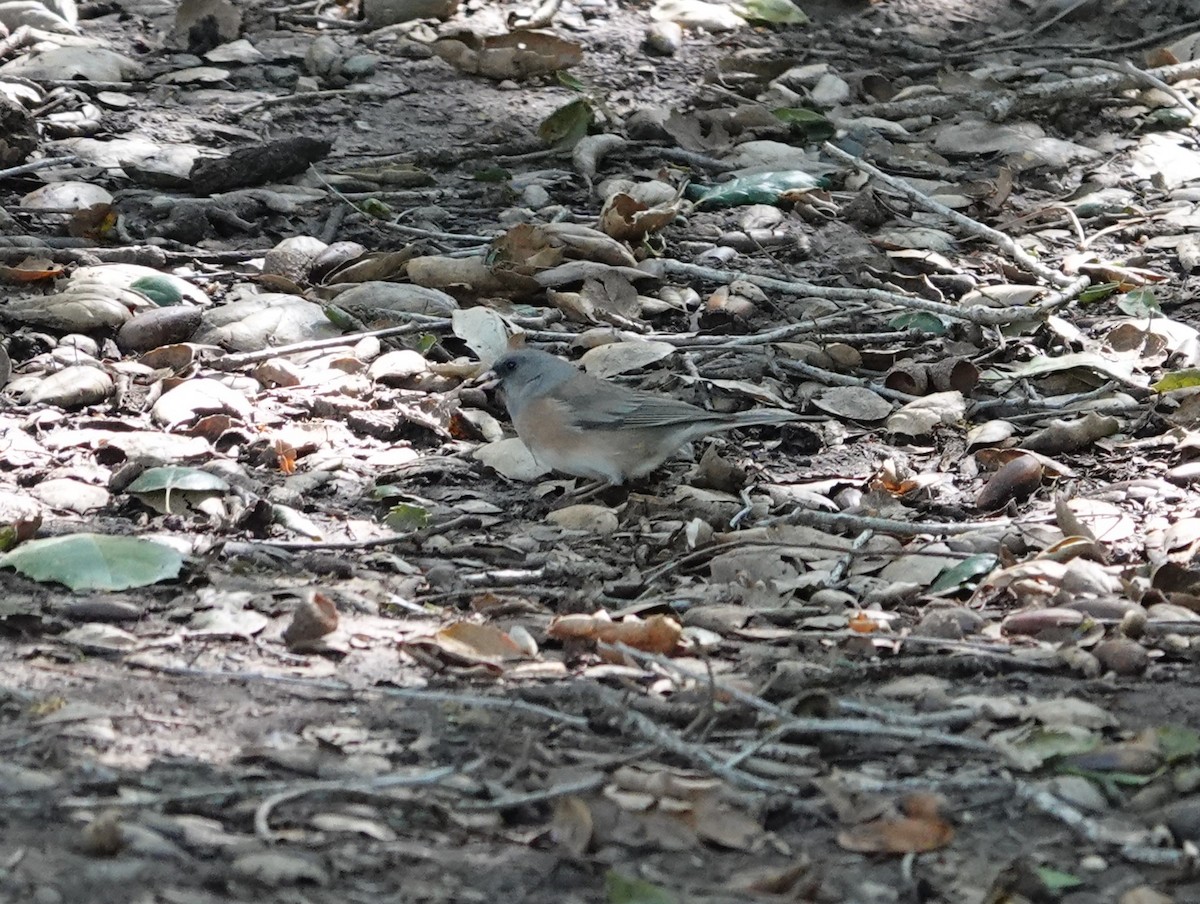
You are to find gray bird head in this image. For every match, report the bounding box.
[491,349,580,417]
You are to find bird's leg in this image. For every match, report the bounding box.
[556,478,615,506]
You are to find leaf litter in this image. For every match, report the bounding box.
[1,0,1200,902]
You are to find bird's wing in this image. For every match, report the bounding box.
[555,377,706,430]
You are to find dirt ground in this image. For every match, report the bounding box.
[3,0,1200,902]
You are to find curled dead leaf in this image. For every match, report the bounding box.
[405,620,531,669]
[283,592,339,651]
[548,612,682,654]
[976,453,1043,510]
[599,192,681,242]
[434,30,583,80]
[551,796,594,856]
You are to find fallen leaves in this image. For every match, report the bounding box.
[836,793,954,854]
[548,613,683,655]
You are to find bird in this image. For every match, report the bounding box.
[489,348,799,485]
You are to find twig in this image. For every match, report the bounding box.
[254,766,458,841]
[656,259,1086,326]
[853,59,1200,123]
[605,644,997,760]
[209,319,449,370]
[580,682,802,794]
[723,713,996,771]
[1121,59,1200,120]
[248,515,482,551]
[0,155,79,180]
[126,662,590,728]
[776,358,918,403]
[996,203,1087,249]
[1015,782,1151,846]
[233,84,393,117]
[772,505,1014,538]
[372,219,496,245]
[823,141,1076,288]
[455,773,607,811]
[307,165,496,246]
[1017,56,1200,120]
[961,0,1092,51]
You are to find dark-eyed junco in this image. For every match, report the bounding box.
[490,348,798,484]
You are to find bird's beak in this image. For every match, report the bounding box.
[470,363,499,391]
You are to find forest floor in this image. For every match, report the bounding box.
[3,0,1200,901]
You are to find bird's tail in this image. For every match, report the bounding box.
[720,408,801,429]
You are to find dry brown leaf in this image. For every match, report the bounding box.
[691,794,764,851]
[599,192,680,242]
[68,203,117,240]
[433,30,583,80]
[976,454,1043,510]
[550,796,593,856]
[406,620,530,669]
[283,592,339,651]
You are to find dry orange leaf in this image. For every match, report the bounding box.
[837,793,953,853]
[274,440,297,475]
[0,256,64,283]
[436,621,528,662]
[837,814,953,853]
[848,611,880,634]
[548,612,682,654]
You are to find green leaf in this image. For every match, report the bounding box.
[1158,725,1200,763]
[472,167,512,183]
[1036,867,1084,891]
[1147,107,1194,128]
[771,107,826,124]
[358,198,393,219]
[771,107,834,140]
[737,0,808,23]
[322,305,359,330]
[888,311,948,335]
[928,553,998,595]
[688,170,824,209]
[606,872,677,904]
[416,333,438,353]
[130,275,184,307]
[1153,369,1200,392]
[126,466,231,516]
[1061,767,1159,788]
[126,467,229,494]
[1007,726,1099,767]
[385,503,429,532]
[1117,288,1161,317]
[538,99,593,149]
[1077,281,1119,303]
[1,533,184,591]
[557,71,587,92]
[372,484,403,501]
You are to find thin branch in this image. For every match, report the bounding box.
[822,141,1076,288]
[254,766,458,841]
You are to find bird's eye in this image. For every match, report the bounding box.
[499,360,516,373]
